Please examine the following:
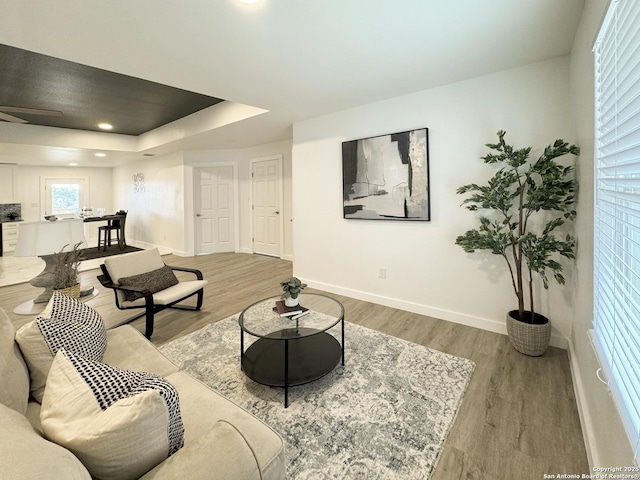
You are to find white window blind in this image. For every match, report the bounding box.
[593,0,640,464]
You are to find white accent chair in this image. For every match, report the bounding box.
[97,248,208,338]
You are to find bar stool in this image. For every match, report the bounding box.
[97,212,126,251]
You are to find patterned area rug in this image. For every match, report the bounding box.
[159,315,475,480]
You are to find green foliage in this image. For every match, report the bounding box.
[51,184,80,214]
[280,276,308,299]
[455,130,579,322]
[52,242,84,289]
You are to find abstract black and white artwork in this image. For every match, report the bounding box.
[342,128,430,221]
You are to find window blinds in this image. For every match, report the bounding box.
[593,0,640,464]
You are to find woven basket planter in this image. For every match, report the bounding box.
[54,283,81,300]
[506,310,551,357]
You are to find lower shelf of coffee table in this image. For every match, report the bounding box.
[241,331,341,387]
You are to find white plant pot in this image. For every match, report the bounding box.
[285,296,299,307]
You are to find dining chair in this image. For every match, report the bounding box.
[97,211,127,251]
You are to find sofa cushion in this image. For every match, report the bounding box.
[120,279,208,308]
[140,421,261,480]
[41,350,185,480]
[0,308,30,414]
[118,265,179,301]
[0,402,91,480]
[25,400,43,433]
[15,292,107,402]
[102,325,180,377]
[165,371,286,480]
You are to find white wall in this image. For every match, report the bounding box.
[112,152,187,254]
[568,0,635,468]
[292,57,577,347]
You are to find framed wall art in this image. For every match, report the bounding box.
[342,128,430,221]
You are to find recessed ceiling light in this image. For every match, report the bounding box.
[95,152,106,157]
[98,123,113,130]
[239,0,260,3]
[68,162,78,166]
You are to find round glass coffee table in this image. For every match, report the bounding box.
[239,293,344,408]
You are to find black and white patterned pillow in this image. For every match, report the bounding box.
[15,292,107,403]
[60,350,184,456]
[118,265,179,302]
[41,350,185,479]
[36,292,107,361]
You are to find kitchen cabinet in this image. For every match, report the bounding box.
[0,222,20,256]
[0,165,16,202]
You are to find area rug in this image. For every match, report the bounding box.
[159,315,475,479]
[75,245,143,261]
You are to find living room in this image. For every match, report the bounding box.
[1,0,636,477]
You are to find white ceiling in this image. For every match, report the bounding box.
[0,0,585,167]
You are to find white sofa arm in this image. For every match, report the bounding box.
[139,420,262,480]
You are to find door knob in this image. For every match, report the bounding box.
[274,211,280,215]
[196,213,202,217]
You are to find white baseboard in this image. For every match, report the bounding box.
[165,248,189,257]
[305,279,568,350]
[567,342,596,469]
[235,247,293,261]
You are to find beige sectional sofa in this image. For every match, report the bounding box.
[0,307,286,480]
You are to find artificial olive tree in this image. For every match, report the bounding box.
[455,130,579,323]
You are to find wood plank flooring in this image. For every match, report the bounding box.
[0,252,589,479]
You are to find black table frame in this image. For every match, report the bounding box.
[83,214,126,249]
[239,295,345,408]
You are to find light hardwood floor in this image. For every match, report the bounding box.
[0,252,589,479]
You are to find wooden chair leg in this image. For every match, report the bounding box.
[98,228,106,251]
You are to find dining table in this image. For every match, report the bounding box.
[82,214,127,249]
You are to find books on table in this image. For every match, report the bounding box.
[290,310,310,320]
[274,300,309,319]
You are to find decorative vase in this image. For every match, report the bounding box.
[285,296,299,307]
[506,310,551,356]
[54,283,81,300]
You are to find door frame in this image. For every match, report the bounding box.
[193,163,240,255]
[250,154,284,258]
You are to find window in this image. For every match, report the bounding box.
[593,0,640,464]
[44,178,86,217]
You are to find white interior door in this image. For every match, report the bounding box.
[196,166,236,254]
[251,155,282,257]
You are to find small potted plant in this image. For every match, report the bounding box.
[280,277,307,307]
[455,130,579,356]
[51,242,85,298]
